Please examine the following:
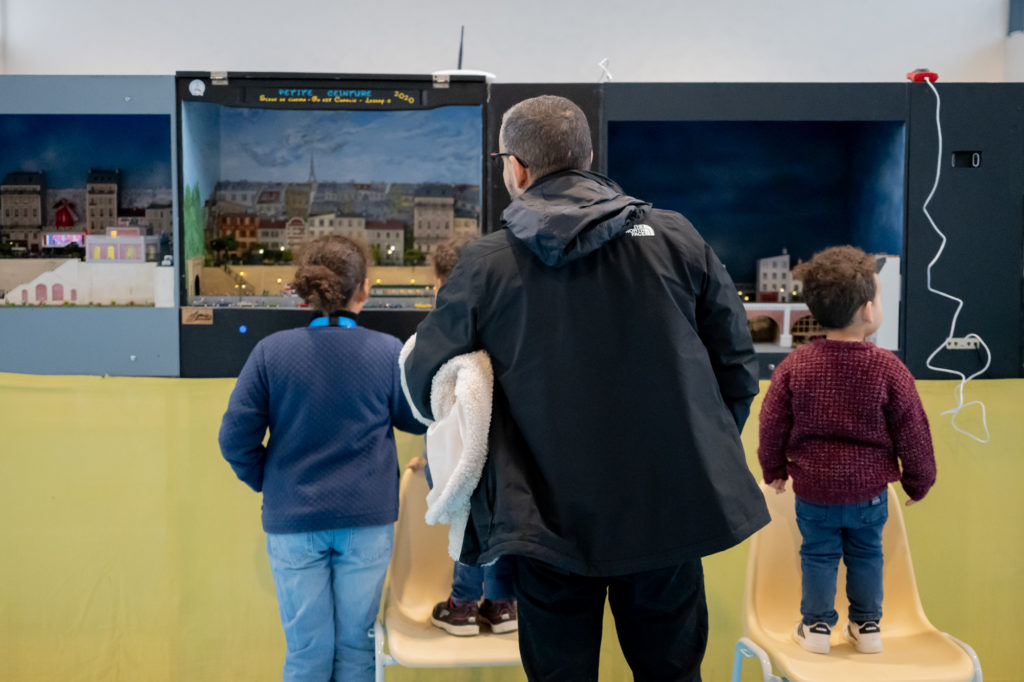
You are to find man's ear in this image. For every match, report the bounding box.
[512,156,531,191]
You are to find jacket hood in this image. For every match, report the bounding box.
[501,170,651,267]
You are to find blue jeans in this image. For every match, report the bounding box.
[450,557,514,603]
[426,460,515,605]
[795,491,887,627]
[266,524,393,682]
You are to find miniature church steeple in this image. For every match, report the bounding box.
[308,153,318,205]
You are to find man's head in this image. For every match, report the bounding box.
[498,95,593,198]
[794,245,882,331]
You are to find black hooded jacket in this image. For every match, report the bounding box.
[403,170,769,576]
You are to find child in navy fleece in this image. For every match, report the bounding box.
[219,236,425,682]
[758,245,936,656]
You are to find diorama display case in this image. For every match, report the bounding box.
[0,76,179,376]
[174,71,488,377]
[602,82,1024,379]
[3,76,1019,380]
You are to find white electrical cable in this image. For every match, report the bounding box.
[921,77,991,443]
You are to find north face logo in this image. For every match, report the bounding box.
[626,224,655,236]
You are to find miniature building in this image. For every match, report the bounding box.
[215,181,261,208]
[42,231,86,250]
[386,183,417,213]
[284,183,313,219]
[219,214,261,255]
[54,199,79,228]
[1,171,46,228]
[145,202,173,235]
[743,303,815,348]
[355,182,387,203]
[3,258,170,306]
[453,208,479,238]
[85,226,161,263]
[791,315,826,346]
[756,249,803,303]
[1,171,46,254]
[258,219,287,250]
[116,208,149,229]
[744,253,901,351]
[365,219,405,265]
[284,217,308,250]
[86,169,120,234]
[307,213,366,241]
[256,186,284,218]
[312,181,355,206]
[413,184,455,257]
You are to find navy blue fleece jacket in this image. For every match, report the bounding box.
[219,322,426,533]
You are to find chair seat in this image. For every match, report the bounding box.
[384,601,521,667]
[751,626,976,682]
[378,469,522,673]
[739,483,979,682]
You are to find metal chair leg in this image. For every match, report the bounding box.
[944,633,983,682]
[732,637,787,682]
[374,620,395,682]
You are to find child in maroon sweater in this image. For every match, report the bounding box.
[758,245,936,656]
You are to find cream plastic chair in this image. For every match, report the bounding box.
[732,483,982,682]
[374,468,521,681]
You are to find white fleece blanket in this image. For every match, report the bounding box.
[399,334,493,560]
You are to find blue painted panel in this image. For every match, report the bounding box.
[0,307,179,376]
[0,75,179,375]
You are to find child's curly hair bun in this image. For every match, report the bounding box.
[291,236,369,315]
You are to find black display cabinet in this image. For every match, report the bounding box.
[602,82,1024,379]
[175,71,488,377]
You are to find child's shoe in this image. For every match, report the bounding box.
[845,620,882,653]
[430,597,480,636]
[793,620,831,654]
[479,599,518,634]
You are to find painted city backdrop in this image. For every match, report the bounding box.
[0,114,173,255]
[181,103,483,305]
[0,114,174,306]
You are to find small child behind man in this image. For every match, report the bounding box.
[406,235,518,636]
[757,245,936,655]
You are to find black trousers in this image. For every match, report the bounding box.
[512,556,708,682]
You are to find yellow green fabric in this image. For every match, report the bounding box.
[0,373,1019,681]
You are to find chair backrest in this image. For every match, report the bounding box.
[386,468,457,620]
[744,483,933,639]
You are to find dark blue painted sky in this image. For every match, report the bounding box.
[608,121,905,285]
[0,114,172,190]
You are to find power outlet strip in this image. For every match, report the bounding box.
[945,337,980,350]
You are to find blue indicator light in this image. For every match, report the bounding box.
[239,325,248,334]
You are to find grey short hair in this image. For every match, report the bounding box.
[499,95,592,180]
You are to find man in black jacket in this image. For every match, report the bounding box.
[402,95,769,681]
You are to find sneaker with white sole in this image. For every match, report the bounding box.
[793,621,832,654]
[479,598,518,634]
[430,597,480,636]
[845,620,882,653]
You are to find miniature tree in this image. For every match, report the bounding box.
[404,248,425,266]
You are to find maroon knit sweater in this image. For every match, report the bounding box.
[758,339,936,505]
